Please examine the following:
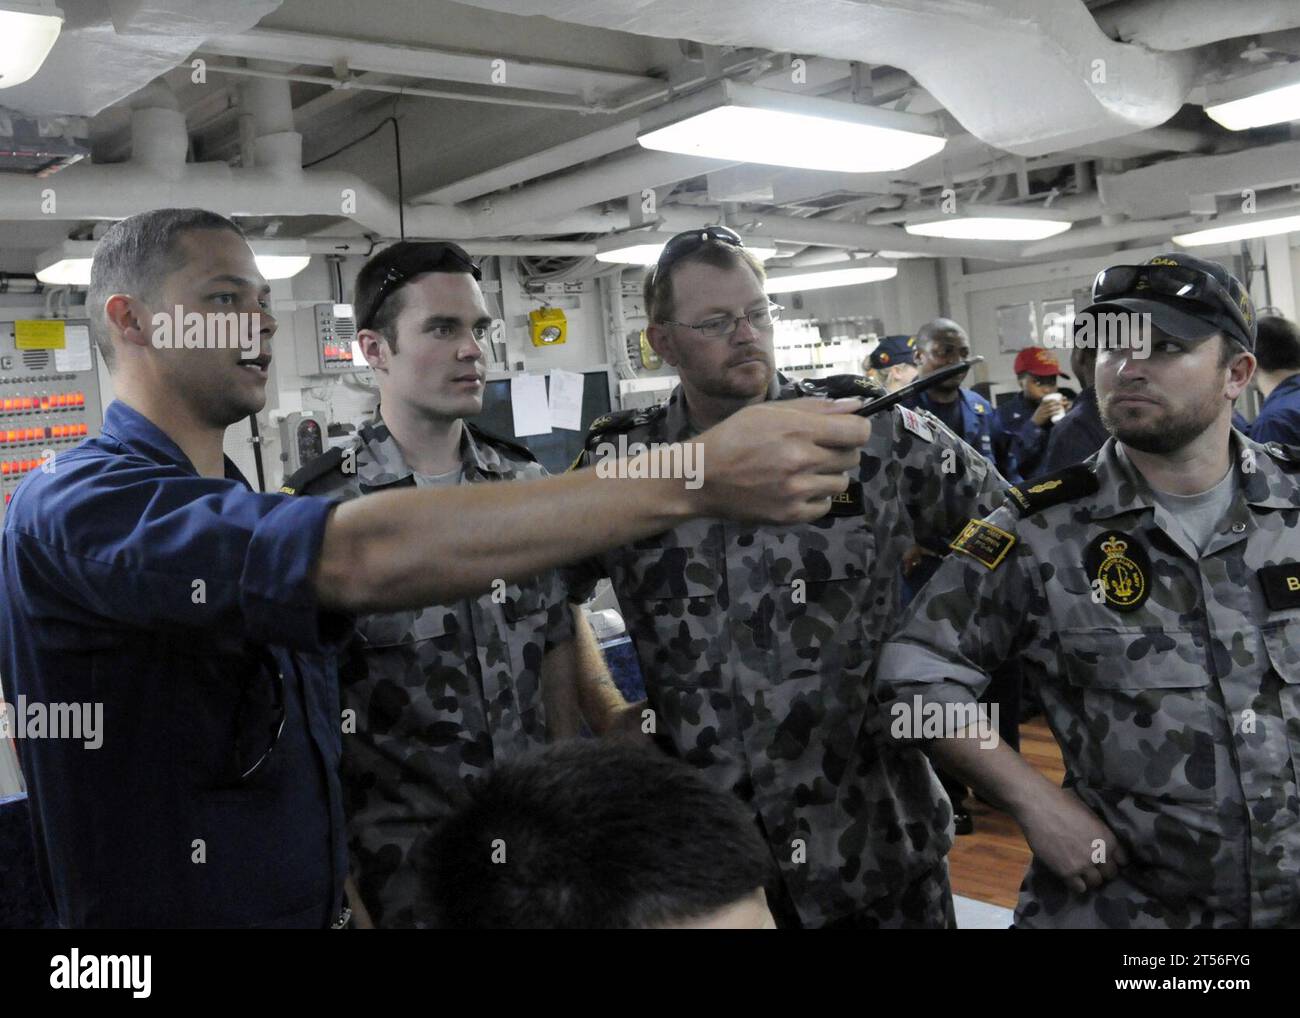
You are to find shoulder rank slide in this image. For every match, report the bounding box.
[897,405,934,443]
[1004,465,1099,516]
[797,373,886,401]
[279,445,345,495]
[583,405,665,450]
[950,518,1016,570]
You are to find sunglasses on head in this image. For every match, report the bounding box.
[651,226,745,285]
[360,242,481,331]
[1092,263,1252,342]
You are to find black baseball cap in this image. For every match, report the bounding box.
[353,241,481,332]
[1076,252,1257,352]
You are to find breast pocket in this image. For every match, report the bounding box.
[357,605,458,649]
[499,579,556,678]
[1057,630,1217,804]
[1260,621,1300,792]
[615,542,728,690]
[770,515,875,687]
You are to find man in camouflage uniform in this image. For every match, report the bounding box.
[285,242,624,927]
[569,227,1008,928]
[878,252,1300,928]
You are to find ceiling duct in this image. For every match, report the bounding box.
[455,0,1197,156]
[0,0,281,117]
[1096,139,1300,217]
[1094,0,1300,51]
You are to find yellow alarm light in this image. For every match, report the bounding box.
[529,307,567,347]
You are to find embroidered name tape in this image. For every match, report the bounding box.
[1258,563,1300,611]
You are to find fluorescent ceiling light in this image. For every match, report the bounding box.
[765,262,897,293]
[638,80,946,173]
[253,254,311,279]
[1172,212,1300,247]
[0,1,63,89]
[249,239,311,279]
[595,228,778,265]
[1204,64,1300,131]
[35,238,312,286]
[35,239,93,285]
[905,206,1072,241]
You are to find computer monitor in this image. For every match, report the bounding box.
[472,368,616,474]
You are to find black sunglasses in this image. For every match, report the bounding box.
[651,226,745,285]
[229,650,287,787]
[1093,263,1252,342]
[359,243,482,331]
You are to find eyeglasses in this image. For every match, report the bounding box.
[230,650,287,787]
[359,242,482,332]
[661,302,784,339]
[1092,263,1252,342]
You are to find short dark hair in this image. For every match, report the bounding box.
[915,317,968,350]
[86,208,244,370]
[1218,332,1249,368]
[643,241,767,325]
[419,740,775,929]
[352,241,480,352]
[1253,315,1300,374]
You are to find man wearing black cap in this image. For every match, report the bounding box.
[280,241,630,927]
[878,252,1300,927]
[867,334,919,393]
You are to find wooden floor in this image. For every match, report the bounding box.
[948,717,1066,909]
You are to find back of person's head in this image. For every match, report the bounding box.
[420,740,776,929]
[86,208,244,370]
[1254,315,1300,375]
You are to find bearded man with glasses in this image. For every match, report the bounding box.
[566,227,1010,928]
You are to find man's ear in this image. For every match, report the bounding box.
[357,330,390,372]
[644,324,679,368]
[1225,349,1256,400]
[103,294,153,353]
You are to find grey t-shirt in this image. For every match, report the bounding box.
[412,465,464,488]
[1150,466,1237,556]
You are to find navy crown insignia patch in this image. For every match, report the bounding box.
[1085,531,1151,612]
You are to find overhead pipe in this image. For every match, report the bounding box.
[1094,0,1300,51]
[455,0,1198,157]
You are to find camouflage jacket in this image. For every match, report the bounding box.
[285,413,574,927]
[877,432,1300,928]
[568,374,1007,926]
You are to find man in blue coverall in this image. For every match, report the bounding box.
[901,318,1020,833]
[995,346,1073,480]
[0,208,871,928]
[1247,315,1300,447]
[904,318,1019,482]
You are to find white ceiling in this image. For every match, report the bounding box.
[1,0,1299,275]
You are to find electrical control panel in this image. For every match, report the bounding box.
[295,303,361,375]
[277,411,325,476]
[0,319,104,522]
